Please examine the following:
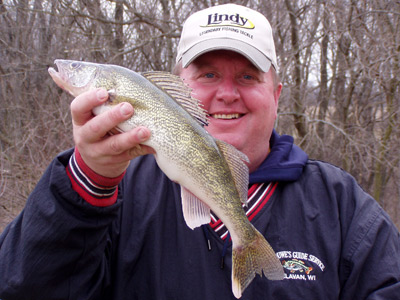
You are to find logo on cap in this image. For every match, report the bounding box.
[202,13,255,29]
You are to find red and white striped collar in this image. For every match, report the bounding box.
[209,182,278,240]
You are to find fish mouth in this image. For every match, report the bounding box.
[48,61,68,90]
[48,60,62,76]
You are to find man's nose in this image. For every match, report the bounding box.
[216,78,240,104]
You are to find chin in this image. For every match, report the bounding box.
[206,127,244,147]
[217,136,242,150]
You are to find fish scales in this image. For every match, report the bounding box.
[106,69,239,219]
[48,60,284,298]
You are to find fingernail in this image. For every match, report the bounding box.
[120,103,133,116]
[96,89,108,101]
[137,128,149,142]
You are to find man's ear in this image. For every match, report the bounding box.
[274,82,282,106]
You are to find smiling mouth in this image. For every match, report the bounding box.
[211,113,243,120]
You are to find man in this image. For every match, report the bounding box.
[0,4,399,300]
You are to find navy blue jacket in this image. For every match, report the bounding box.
[1,131,399,299]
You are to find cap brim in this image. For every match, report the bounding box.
[181,39,272,72]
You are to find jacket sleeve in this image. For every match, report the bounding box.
[340,202,400,299]
[0,149,121,300]
[325,164,400,300]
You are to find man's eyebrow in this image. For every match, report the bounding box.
[191,58,262,74]
[243,63,262,73]
[191,60,214,69]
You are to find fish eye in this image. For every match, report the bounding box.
[70,62,80,69]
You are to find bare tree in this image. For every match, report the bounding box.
[1,0,399,231]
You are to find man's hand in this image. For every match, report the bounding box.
[71,88,154,178]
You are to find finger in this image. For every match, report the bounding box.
[127,144,155,159]
[78,126,154,177]
[107,126,153,156]
[81,102,134,143]
[71,88,109,126]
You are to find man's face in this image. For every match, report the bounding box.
[180,50,282,172]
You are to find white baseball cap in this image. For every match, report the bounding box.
[176,4,277,72]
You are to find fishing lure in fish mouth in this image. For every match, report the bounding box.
[49,59,284,298]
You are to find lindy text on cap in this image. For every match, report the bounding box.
[203,13,255,29]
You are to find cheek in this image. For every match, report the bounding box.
[248,94,278,130]
[265,102,278,125]
[249,89,278,114]
[189,83,214,108]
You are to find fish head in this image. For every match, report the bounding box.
[48,60,101,97]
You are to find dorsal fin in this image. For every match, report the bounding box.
[141,71,208,126]
[215,140,250,205]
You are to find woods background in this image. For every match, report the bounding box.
[0,0,399,231]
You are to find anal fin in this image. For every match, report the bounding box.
[181,187,211,229]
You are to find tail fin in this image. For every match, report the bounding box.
[231,230,284,298]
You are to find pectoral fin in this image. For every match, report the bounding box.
[181,187,211,229]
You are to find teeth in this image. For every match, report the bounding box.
[212,113,240,119]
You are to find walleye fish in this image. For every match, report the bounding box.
[48,60,284,298]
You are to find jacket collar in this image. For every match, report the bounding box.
[249,130,308,184]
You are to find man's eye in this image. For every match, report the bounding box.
[204,73,215,78]
[243,74,254,80]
